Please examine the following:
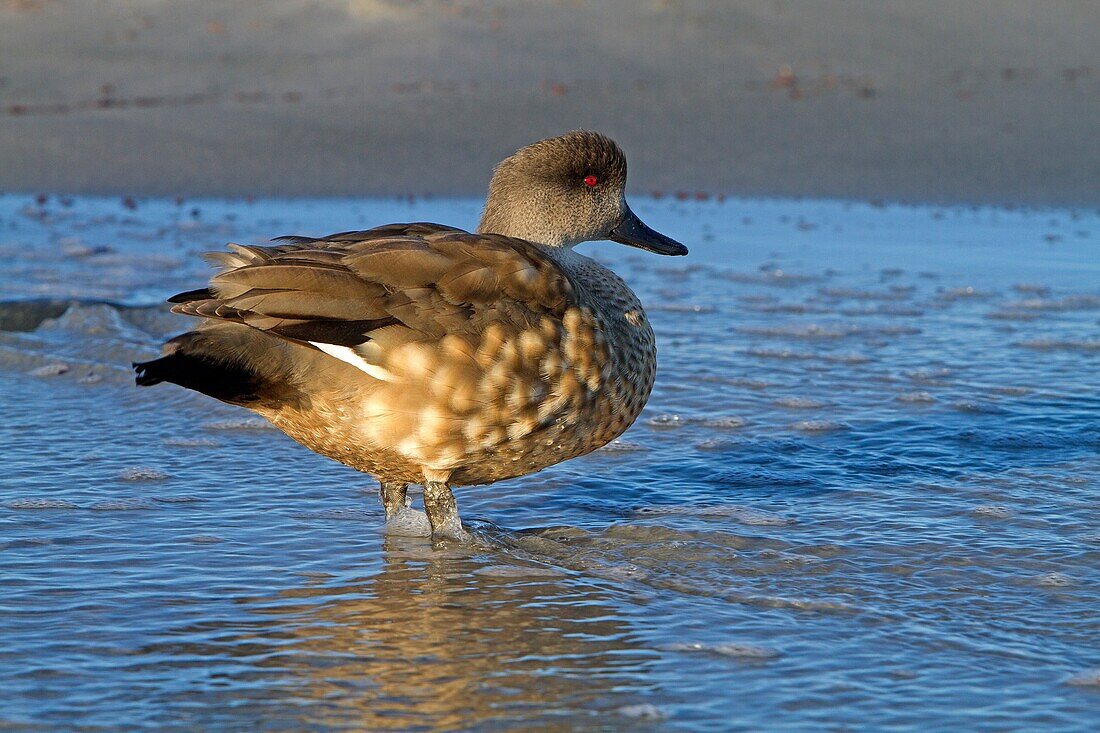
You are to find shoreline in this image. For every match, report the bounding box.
[2,191,1096,217]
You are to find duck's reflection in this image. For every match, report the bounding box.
[185,536,658,730]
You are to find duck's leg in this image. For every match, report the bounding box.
[378,480,431,537]
[378,480,408,521]
[423,480,471,542]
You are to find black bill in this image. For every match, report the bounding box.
[607,205,688,256]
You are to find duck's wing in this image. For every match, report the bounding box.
[266,222,468,249]
[169,223,575,356]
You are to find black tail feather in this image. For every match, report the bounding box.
[167,287,214,304]
[133,351,263,404]
[133,359,166,386]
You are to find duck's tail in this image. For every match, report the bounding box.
[133,331,266,406]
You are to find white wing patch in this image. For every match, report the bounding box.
[309,342,394,382]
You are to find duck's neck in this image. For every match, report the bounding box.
[477,185,576,247]
[477,210,566,247]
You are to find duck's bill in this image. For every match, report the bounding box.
[608,206,688,256]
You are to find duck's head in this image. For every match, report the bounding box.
[478,131,687,256]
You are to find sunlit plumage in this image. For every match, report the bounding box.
[134,131,686,540]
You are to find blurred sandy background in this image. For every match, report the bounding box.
[0,0,1097,205]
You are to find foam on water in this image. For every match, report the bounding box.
[658,642,780,660]
[117,467,171,482]
[0,194,1098,731]
[5,497,80,510]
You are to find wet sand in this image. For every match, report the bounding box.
[1,0,1098,206]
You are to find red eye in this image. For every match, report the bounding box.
[583,175,598,187]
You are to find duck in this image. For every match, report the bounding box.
[133,131,687,541]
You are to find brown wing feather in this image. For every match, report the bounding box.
[169,223,574,350]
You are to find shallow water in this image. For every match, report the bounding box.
[1,194,1098,731]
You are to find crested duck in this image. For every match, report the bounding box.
[134,131,687,541]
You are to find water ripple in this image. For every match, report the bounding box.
[1,195,1097,732]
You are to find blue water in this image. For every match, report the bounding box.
[1,194,1098,731]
